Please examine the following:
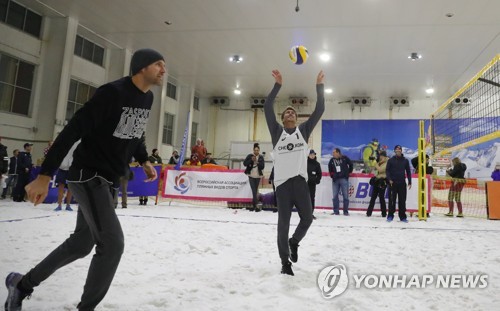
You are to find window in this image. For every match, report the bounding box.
[1,0,42,37]
[193,96,199,110]
[162,113,175,145]
[167,82,176,99]
[66,79,96,121]
[190,122,198,148]
[74,35,105,66]
[0,52,35,115]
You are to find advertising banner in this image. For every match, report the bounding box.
[162,167,252,201]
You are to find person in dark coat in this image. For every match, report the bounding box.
[386,145,412,222]
[328,148,353,215]
[411,155,434,175]
[445,157,467,217]
[243,143,265,211]
[12,143,33,202]
[307,149,322,219]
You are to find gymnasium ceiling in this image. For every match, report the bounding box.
[18,0,500,104]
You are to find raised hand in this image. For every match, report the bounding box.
[316,70,325,84]
[272,70,282,85]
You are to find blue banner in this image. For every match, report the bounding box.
[175,111,190,170]
[30,166,162,204]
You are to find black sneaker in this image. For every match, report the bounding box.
[281,261,294,276]
[289,238,299,263]
[5,272,32,311]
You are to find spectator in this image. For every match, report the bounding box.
[168,150,180,165]
[307,149,322,219]
[362,138,379,173]
[54,141,80,211]
[201,153,217,165]
[244,143,265,211]
[264,69,325,276]
[191,138,207,162]
[1,149,19,199]
[411,154,434,175]
[0,137,8,178]
[446,157,467,217]
[116,166,133,209]
[148,148,162,164]
[366,150,388,217]
[386,145,412,223]
[185,154,201,166]
[491,163,500,181]
[328,148,353,215]
[12,143,33,202]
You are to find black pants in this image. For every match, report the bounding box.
[248,177,261,207]
[20,177,124,311]
[308,182,317,213]
[12,172,29,201]
[276,176,313,263]
[388,182,407,220]
[367,185,387,216]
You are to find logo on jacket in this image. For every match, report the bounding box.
[278,142,305,151]
[174,172,191,194]
[113,107,150,139]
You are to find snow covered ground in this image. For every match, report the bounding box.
[1,199,500,311]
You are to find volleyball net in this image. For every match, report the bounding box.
[428,54,500,218]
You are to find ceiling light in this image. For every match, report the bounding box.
[408,52,422,61]
[229,55,243,63]
[234,89,241,95]
[325,88,333,94]
[425,88,435,94]
[320,53,331,62]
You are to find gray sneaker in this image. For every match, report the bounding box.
[5,272,32,311]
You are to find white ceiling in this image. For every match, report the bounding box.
[20,0,500,102]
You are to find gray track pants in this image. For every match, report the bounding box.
[275,176,313,263]
[20,177,124,311]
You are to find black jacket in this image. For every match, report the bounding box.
[8,156,18,175]
[40,76,152,185]
[168,155,179,165]
[386,155,411,185]
[447,163,467,179]
[307,157,322,184]
[17,151,32,174]
[243,153,265,176]
[328,156,353,180]
[0,144,7,174]
[411,157,434,175]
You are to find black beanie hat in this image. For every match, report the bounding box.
[130,48,164,75]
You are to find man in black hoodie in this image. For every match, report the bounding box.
[5,49,165,311]
[386,145,412,223]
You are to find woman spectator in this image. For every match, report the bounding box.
[244,143,265,211]
[366,150,388,217]
[168,150,180,165]
[446,157,467,217]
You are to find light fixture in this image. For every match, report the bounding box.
[229,55,243,63]
[425,88,435,94]
[234,89,241,95]
[325,88,333,94]
[408,52,422,61]
[320,53,331,62]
